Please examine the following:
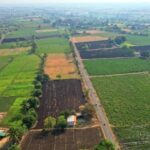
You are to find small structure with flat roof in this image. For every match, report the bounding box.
[67,115,77,126]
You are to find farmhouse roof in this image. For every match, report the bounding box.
[67,115,77,123]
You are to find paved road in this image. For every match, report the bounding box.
[72,42,120,149]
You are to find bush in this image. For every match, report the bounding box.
[44,116,56,131]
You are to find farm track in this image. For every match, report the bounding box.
[89,71,149,78]
[72,41,120,149]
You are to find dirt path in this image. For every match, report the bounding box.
[90,71,149,78]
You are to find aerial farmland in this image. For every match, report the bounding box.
[0,2,150,150]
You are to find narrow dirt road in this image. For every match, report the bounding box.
[72,42,120,149]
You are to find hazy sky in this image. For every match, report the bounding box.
[0,0,150,4]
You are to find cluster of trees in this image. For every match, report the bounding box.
[8,55,49,149]
[94,140,115,150]
[44,114,67,131]
[114,36,126,45]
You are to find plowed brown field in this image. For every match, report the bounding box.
[44,54,79,79]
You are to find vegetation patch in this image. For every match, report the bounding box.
[84,58,150,75]
[91,74,150,149]
[36,38,70,54]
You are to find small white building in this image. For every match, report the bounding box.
[67,115,77,126]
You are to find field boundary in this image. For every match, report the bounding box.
[89,71,149,78]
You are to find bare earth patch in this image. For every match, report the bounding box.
[36,29,58,33]
[44,54,79,79]
[0,47,30,56]
[70,36,108,43]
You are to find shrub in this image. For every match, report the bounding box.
[44,116,56,131]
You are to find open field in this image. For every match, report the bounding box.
[36,79,86,128]
[84,58,150,75]
[36,29,58,33]
[91,74,150,149]
[21,127,101,150]
[44,54,79,79]
[70,36,108,43]
[85,30,104,34]
[36,38,70,54]
[79,48,134,59]
[0,47,30,56]
[126,35,150,46]
[0,54,40,126]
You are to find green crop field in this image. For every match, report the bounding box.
[84,58,150,76]
[126,35,150,46]
[36,37,71,54]
[0,54,40,126]
[91,74,150,150]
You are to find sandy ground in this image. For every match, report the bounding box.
[44,54,79,79]
[70,36,108,43]
[0,47,30,56]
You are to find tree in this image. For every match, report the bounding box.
[56,115,67,129]
[27,97,39,109]
[94,140,115,150]
[21,100,31,114]
[82,103,95,120]
[114,36,126,45]
[60,110,71,119]
[9,126,25,144]
[33,89,42,97]
[140,51,150,59]
[30,41,37,54]
[34,82,42,89]
[44,116,56,131]
[22,113,36,129]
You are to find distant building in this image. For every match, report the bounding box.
[67,115,77,126]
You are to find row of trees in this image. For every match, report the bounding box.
[8,54,49,150]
